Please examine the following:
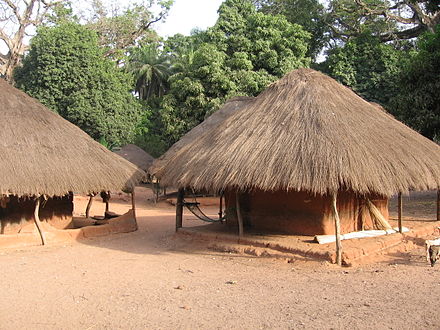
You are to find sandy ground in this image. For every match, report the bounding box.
[0,187,439,329]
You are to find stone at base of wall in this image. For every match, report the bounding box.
[0,209,137,249]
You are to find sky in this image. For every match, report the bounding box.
[154,0,225,38]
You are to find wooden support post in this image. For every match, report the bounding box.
[398,192,403,233]
[236,192,244,237]
[105,195,109,212]
[85,194,93,218]
[176,188,184,232]
[34,196,46,246]
[332,194,342,266]
[437,189,439,222]
[156,182,160,203]
[219,193,223,221]
[131,189,137,221]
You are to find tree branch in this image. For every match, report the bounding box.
[379,24,427,42]
[4,0,22,24]
[0,52,9,63]
[0,28,13,49]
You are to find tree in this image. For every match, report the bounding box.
[254,0,328,60]
[390,27,440,141]
[85,0,173,63]
[143,0,310,150]
[321,33,410,106]
[126,44,172,100]
[0,0,69,81]
[328,0,440,43]
[14,22,142,147]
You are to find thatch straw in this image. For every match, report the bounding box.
[0,78,145,197]
[149,96,255,177]
[157,69,440,196]
[115,144,154,171]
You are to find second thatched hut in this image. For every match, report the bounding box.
[155,69,440,241]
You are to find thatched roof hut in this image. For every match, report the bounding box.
[0,78,145,198]
[115,144,154,171]
[158,69,440,196]
[149,96,255,178]
[158,69,440,252]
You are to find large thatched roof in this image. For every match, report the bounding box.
[0,78,145,197]
[157,69,440,196]
[115,144,154,171]
[149,96,255,177]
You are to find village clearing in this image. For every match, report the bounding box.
[0,187,439,329]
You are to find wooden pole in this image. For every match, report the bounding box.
[176,188,184,232]
[33,196,46,246]
[236,192,244,237]
[105,191,110,213]
[156,182,160,203]
[85,194,93,218]
[398,192,403,233]
[219,193,223,221]
[332,194,342,266]
[131,189,137,221]
[437,189,439,222]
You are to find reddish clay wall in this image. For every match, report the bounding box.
[225,189,388,236]
[0,195,73,234]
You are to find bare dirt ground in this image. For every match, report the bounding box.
[0,187,439,329]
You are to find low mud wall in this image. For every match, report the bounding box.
[225,189,388,235]
[0,195,74,234]
[0,209,137,249]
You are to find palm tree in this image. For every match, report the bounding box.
[169,46,196,77]
[127,45,172,100]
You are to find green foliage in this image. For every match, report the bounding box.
[126,44,172,100]
[255,0,328,59]
[14,22,142,148]
[390,27,440,141]
[139,0,310,151]
[328,0,396,40]
[132,104,168,157]
[321,33,410,105]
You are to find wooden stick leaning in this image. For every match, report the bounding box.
[366,199,393,230]
[34,196,46,246]
[85,194,93,218]
[332,194,342,266]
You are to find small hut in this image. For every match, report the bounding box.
[115,144,154,172]
[155,69,440,252]
[0,78,145,246]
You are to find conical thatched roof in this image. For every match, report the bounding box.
[149,96,255,177]
[158,69,440,196]
[0,78,145,197]
[115,144,154,171]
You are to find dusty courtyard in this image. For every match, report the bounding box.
[0,187,439,329]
